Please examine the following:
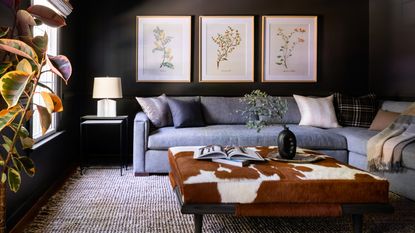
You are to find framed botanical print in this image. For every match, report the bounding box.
[136,16,191,82]
[199,16,254,82]
[262,16,317,82]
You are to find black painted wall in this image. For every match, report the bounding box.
[71,0,370,119]
[369,0,415,99]
[65,0,371,162]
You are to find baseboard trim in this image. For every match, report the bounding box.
[134,172,149,176]
[9,165,77,233]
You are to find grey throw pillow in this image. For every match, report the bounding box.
[136,94,172,127]
[167,98,205,128]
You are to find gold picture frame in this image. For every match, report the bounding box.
[262,16,317,83]
[199,16,254,83]
[136,16,191,82]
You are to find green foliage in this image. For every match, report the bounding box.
[0,70,32,108]
[239,90,288,133]
[7,167,21,192]
[0,0,72,193]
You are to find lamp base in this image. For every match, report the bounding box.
[97,99,117,117]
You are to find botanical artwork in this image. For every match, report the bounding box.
[136,16,191,82]
[200,16,254,82]
[152,26,174,70]
[211,26,241,69]
[262,16,317,82]
[275,27,306,70]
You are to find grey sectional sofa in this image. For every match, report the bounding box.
[133,96,414,200]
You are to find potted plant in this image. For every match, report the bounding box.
[0,0,72,231]
[239,90,297,159]
[239,89,288,132]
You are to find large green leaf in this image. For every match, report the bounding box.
[46,55,72,84]
[32,33,48,54]
[0,106,22,131]
[21,33,48,61]
[16,59,32,74]
[9,123,34,149]
[2,135,14,152]
[11,123,29,138]
[0,62,12,75]
[8,167,21,192]
[36,105,51,135]
[20,136,34,149]
[18,156,35,177]
[41,91,63,113]
[0,39,39,63]
[27,5,66,28]
[0,70,31,108]
[16,10,36,37]
[12,156,23,172]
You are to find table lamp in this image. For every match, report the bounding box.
[92,77,123,117]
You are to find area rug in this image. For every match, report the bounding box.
[25,168,415,233]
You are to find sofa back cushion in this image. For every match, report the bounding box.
[381,101,413,113]
[259,97,301,124]
[201,96,301,125]
[201,97,247,124]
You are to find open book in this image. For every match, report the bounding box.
[194,145,264,161]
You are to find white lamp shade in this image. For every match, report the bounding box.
[92,77,123,99]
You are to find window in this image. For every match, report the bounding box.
[32,0,60,140]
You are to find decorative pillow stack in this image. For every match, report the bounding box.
[293,94,340,128]
[333,93,378,128]
[136,94,205,128]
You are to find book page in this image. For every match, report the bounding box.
[227,147,264,161]
[194,145,227,159]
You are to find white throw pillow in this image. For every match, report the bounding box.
[293,94,340,128]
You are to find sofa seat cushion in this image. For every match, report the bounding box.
[327,127,378,155]
[147,125,346,150]
[402,143,415,170]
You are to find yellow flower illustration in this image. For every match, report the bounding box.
[152,26,174,70]
[211,26,241,69]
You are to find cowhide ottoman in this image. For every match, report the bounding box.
[168,146,393,233]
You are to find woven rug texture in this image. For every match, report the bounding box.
[24,168,415,233]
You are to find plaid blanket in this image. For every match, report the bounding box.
[367,103,415,171]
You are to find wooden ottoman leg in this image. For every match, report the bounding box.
[194,214,203,233]
[352,214,363,233]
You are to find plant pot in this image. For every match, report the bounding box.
[277,125,297,159]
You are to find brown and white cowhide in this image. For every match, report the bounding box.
[168,146,389,205]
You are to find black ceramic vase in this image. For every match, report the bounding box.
[277,125,297,159]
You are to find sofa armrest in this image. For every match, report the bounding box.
[133,112,150,174]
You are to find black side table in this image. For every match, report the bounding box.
[80,115,128,176]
